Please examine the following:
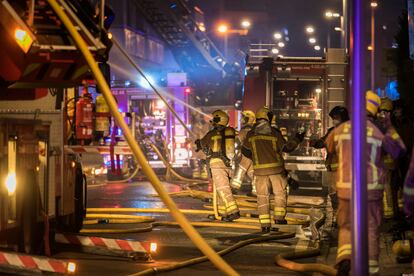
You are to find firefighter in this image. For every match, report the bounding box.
[326,91,406,275]
[242,107,304,232]
[377,97,398,218]
[195,110,240,222]
[231,110,256,195]
[310,106,349,224]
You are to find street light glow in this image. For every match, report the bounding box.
[217,24,228,33]
[333,13,340,17]
[274,32,282,40]
[367,45,373,51]
[278,42,285,48]
[335,27,342,31]
[306,26,315,33]
[314,45,321,51]
[241,20,251,28]
[370,2,378,7]
[271,48,279,54]
[309,37,316,44]
[325,11,333,17]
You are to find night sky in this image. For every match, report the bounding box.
[193,0,407,57]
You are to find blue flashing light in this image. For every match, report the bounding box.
[125,80,131,86]
[170,3,177,9]
[385,80,400,100]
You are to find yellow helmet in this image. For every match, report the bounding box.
[241,110,255,125]
[380,97,393,112]
[255,107,271,121]
[366,90,381,116]
[211,109,229,126]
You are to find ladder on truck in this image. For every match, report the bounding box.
[132,0,240,84]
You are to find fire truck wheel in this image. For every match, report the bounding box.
[18,169,42,254]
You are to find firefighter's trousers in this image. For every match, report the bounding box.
[231,155,256,193]
[255,174,287,226]
[211,167,239,216]
[336,198,382,274]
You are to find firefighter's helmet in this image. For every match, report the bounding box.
[211,109,229,126]
[380,97,393,112]
[366,90,381,116]
[255,107,271,121]
[328,106,350,122]
[241,110,255,125]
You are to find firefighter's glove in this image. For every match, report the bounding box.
[295,131,305,143]
[195,139,202,152]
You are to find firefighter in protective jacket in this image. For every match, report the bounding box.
[231,110,257,195]
[326,91,406,275]
[195,110,240,222]
[310,106,349,224]
[242,107,304,232]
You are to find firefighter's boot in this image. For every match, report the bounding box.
[222,212,240,222]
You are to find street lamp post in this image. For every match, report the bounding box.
[371,2,378,91]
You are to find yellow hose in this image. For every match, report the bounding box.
[46,1,238,274]
[274,249,337,276]
[130,232,296,276]
[87,207,213,215]
[148,142,206,184]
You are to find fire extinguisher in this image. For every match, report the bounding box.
[75,87,94,144]
[95,94,110,143]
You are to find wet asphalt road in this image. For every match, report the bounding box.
[52,179,413,276]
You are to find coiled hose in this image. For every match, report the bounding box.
[129,232,296,276]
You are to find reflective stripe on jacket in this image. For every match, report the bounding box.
[326,119,406,200]
[242,122,299,176]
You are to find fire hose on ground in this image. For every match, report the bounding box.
[47,1,238,273]
[129,232,296,276]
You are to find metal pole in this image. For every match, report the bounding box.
[343,0,348,49]
[340,16,345,48]
[100,0,105,29]
[350,0,368,275]
[371,6,375,91]
[224,33,228,59]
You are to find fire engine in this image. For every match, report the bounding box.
[0,0,112,254]
[243,48,348,194]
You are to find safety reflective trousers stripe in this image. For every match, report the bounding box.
[259,214,271,224]
[226,201,238,213]
[404,186,414,196]
[231,179,242,187]
[369,260,380,274]
[337,244,352,259]
[274,207,286,216]
[210,158,224,165]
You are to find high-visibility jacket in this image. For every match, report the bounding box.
[326,118,406,200]
[403,147,414,217]
[242,121,300,176]
[200,126,236,168]
[312,126,339,171]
